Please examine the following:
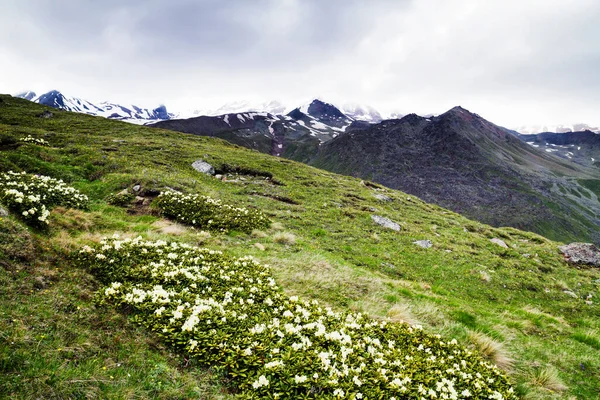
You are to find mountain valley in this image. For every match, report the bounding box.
[1,94,600,398]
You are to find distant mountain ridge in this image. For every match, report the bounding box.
[15,90,174,124]
[310,106,600,243]
[152,103,600,243]
[515,124,600,135]
[518,130,600,168]
[14,90,599,134]
[151,99,351,161]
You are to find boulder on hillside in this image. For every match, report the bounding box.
[192,160,215,175]
[374,193,392,202]
[37,110,53,118]
[559,243,600,267]
[371,215,401,231]
[413,240,433,249]
[490,238,509,249]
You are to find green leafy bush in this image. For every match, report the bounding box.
[106,191,135,207]
[155,190,269,233]
[0,171,89,227]
[77,236,517,399]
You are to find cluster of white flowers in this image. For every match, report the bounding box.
[19,135,50,146]
[0,171,88,225]
[79,235,517,399]
[155,190,269,233]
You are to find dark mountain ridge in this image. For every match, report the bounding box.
[518,130,600,168]
[311,107,600,242]
[141,102,600,243]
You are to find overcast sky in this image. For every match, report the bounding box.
[1,0,599,128]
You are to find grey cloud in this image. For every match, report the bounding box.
[1,0,599,127]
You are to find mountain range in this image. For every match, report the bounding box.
[15,90,173,124]
[15,89,600,134]
[12,90,600,242]
[151,101,600,244]
[3,93,600,399]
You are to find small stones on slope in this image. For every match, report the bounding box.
[413,240,433,249]
[373,193,392,202]
[490,238,509,249]
[370,215,401,231]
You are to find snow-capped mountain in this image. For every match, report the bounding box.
[515,124,600,134]
[15,91,37,101]
[15,90,174,124]
[176,100,287,119]
[289,99,354,130]
[154,99,353,156]
[341,103,384,123]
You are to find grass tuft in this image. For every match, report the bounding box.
[468,331,513,370]
[529,366,568,392]
[273,231,296,245]
[251,229,268,238]
[571,330,600,350]
[386,303,419,326]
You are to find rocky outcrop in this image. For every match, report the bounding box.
[192,160,215,175]
[490,238,509,249]
[559,243,600,267]
[413,240,433,249]
[371,215,401,231]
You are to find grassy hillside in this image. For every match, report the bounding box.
[0,95,599,399]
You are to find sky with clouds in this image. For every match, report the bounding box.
[1,0,599,128]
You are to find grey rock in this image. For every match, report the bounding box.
[132,184,141,192]
[558,243,600,267]
[413,240,433,249]
[117,189,129,196]
[371,215,401,231]
[38,110,53,118]
[0,205,8,217]
[215,174,223,180]
[134,196,145,205]
[192,160,215,175]
[490,238,509,249]
[374,193,392,202]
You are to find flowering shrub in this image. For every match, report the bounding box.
[0,171,89,226]
[19,135,50,146]
[155,190,269,233]
[78,236,517,399]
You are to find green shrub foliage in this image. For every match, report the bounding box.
[155,190,269,233]
[78,236,517,399]
[0,171,89,226]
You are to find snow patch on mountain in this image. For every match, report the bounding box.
[341,103,383,123]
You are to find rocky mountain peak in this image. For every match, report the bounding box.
[36,90,66,108]
[15,91,37,101]
[306,99,348,121]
